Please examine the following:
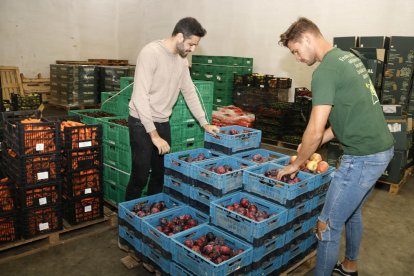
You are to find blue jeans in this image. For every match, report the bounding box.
[314,147,394,276]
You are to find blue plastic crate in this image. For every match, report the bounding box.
[284,218,314,244]
[243,163,315,206]
[141,206,209,255]
[142,242,172,274]
[118,225,142,252]
[163,175,191,204]
[204,125,262,155]
[191,156,256,196]
[210,191,288,243]
[287,199,314,222]
[164,148,224,182]
[306,233,318,249]
[252,232,285,263]
[283,238,308,265]
[312,193,327,209]
[117,193,184,236]
[170,262,196,276]
[250,254,283,276]
[171,224,253,276]
[189,186,221,214]
[232,148,289,164]
[274,157,335,190]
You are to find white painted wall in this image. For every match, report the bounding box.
[1,0,413,93]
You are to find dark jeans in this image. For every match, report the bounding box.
[125,115,171,201]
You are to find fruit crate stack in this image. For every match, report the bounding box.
[191,55,253,109]
[49,64,99,107]
[10,93,42,111]
[232,73,292,112]
[57,115,105,225]
[98,66,135,103]
[1,110,63,239]
[0,177,19,244]
[116,125,334,274]
[170,80,214,152]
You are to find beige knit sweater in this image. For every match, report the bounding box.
[128,40,208,133]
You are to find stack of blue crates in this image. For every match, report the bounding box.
[117,125,334,275]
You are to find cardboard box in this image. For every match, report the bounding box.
[359,36,390,49]
[387,119,412,150]
[351,48,385,90]
[333,36,359,51]
[387,36,414,66]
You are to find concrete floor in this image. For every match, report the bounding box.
[0,178,413,276]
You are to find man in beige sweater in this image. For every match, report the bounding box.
[126,17,219,200]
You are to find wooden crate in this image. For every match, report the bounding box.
[20,73,51,102]
[0,66,24,100]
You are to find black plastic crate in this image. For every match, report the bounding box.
[63,168,102,197]
[4,117,60,155]
[11,93,42,111]
[21,205,63,239]
[3,146,61,187]
[62,146,102,172]
[0,211,19,244]
[18,181,62,209]
[63,193,104,225]
[46,115,103,150]
[0,177,16,213]
[1,110,41,124]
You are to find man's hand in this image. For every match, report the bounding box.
[276,163,300,181]
[149,130,170,155]
[203,124,220,136]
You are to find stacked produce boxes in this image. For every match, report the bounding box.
[49,64,99,107]
[117,125,333,275]
[58,116,104,225]
[98,66,135,98]
[2,110,63,238]
[0,177,18,243]
[191,55,253,109]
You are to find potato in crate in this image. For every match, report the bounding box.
[210,191,288,245]
[117,193,184,238]
[63,193,104,225]
[21,205,62,238]
[171,224,253,276]
[4,117,60,155]
[0,211,19,243]
[232,148,289,164]
[204,125,261,155]
[243,163,316,208]
[164,147,224,183]
[141,205,209,258]
[191,156,256,197]
[0,178,16,212]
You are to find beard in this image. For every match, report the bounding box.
[176,42,189,58]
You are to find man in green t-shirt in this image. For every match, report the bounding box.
[277,17,394,276]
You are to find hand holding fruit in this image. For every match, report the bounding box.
[203,124,220,136]
[290,152,329,174]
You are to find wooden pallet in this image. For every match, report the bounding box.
[0,206,117,264]
[20,73,50,94]
[377,166,413,194]
[0,66,24,100]
[281,250,316,276]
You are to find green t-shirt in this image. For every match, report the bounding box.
[312,48,394,155]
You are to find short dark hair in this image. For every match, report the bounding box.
[172,17,207,39]
[279,17,321,47]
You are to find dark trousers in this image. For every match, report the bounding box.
[125,115,171,201]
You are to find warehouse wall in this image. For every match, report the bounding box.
[1,0,414,94]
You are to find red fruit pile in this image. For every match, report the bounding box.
[132,201,167,217]
[156,214,199,236]
[225,197,272,222]
[179,153,207,163]
[208,165,233,174]
[183,231,245,264]
[264,168,301,184]
[251,153,271,163]
[221,129,252,135]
